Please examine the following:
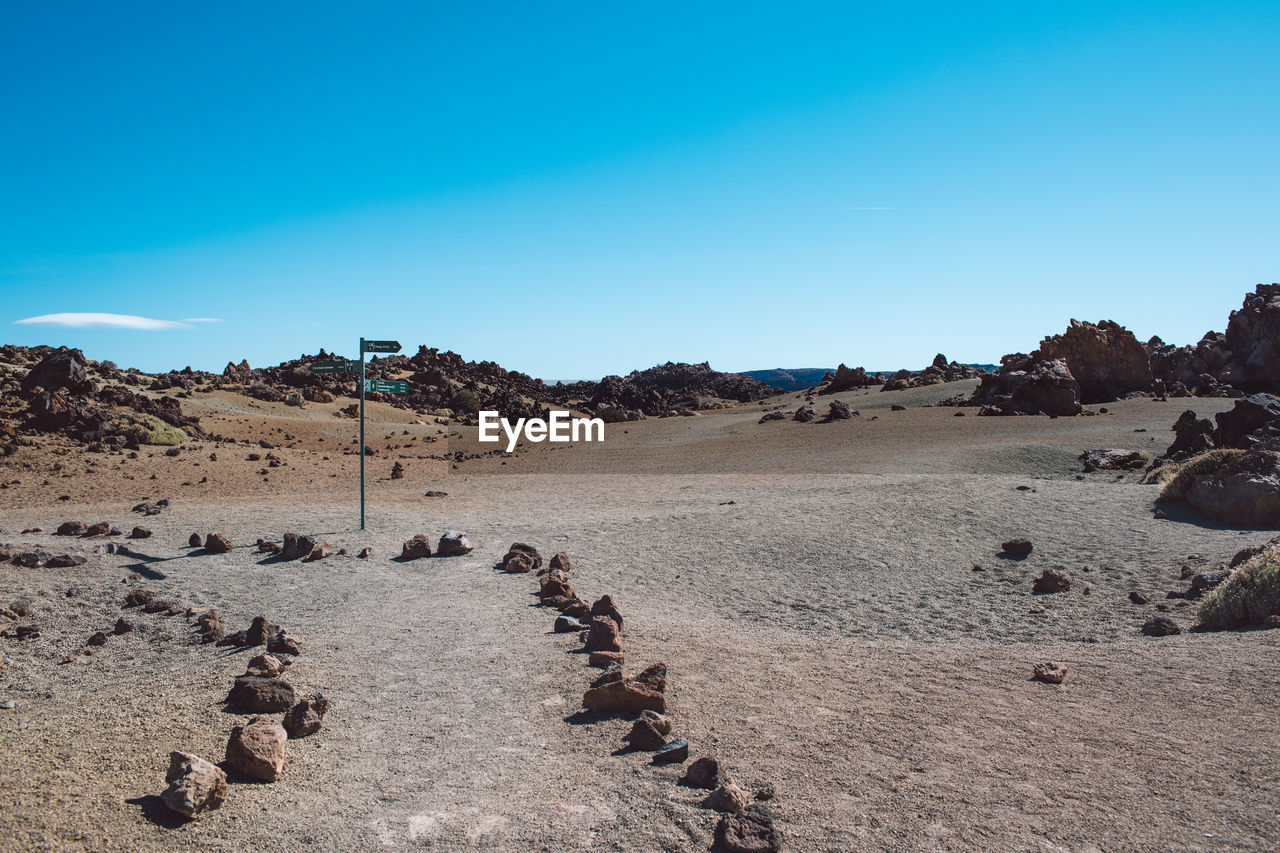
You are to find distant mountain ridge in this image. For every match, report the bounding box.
[742,365,997,392]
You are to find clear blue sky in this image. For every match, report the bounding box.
[3,1,1277,377]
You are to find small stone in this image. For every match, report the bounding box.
[592,665,625,688]
[1032,570,1070,594]
[124,586,157,608]
[1001,539,1033,558]
[258,539,282,554]
[225,716,287,781]
[652,737,689,765]
[717,803,781,853]
[683,756,722,789]
[246,616,279,647]
[283,693,330,738]
[87,631,108,647]
[188,533,202,548]
[267,630,301,656]
[216,630,248,647]
[588,651,624,668]
[704,782,750,814]
[436,531,473,556]
[161,751,227,818]
[306,543,333,561]
[401,534,432,560]
[1142,616,1182,637]
[245,654,284,678]
[583,616,623,653]
[548,552,572,573]
[358,547,372,559]
[501,551,534,573]
[554,615,585,633]
[627,718,667,751]
[129,527,152,539]
[227,676,295,713]
[56,521,87,536]
[640,709,672,735]
[590,595,624,632]
[85,521,111,536]
[1032,662,1066,684]
[0,700,13,710]
[1128,590,1149,605]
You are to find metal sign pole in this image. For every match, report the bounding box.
[359,336,366,530]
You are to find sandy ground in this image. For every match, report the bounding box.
[2,382,1278,851]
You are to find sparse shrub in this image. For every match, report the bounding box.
[450,389,480,416]
[1198,547,1280,629]
[10,599,30,616]
[108,412,187,446]
[1157,449,1245,502]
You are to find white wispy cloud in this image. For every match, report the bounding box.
[181,317,223,324]
[13,312,202,330]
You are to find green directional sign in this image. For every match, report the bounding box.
[309,360,356,374]
[364,379,409,394]
[363,340,402,353]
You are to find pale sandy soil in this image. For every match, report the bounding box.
[2,382,1277,852]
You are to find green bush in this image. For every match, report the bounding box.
[1157,449,1245,502]
[9,599,30,616]
[449,389,480,416]
[109,412,187,446]
[1198,547,1280,629]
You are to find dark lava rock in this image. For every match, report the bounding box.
[401,534,432,560]
[46,554,87,568]
[227,675,296,713]
[436,531,473,556]
[554,615,585,633]
[716,802,781,853]
[1001,539,1034,559]
[1032,569,1071,594]
[216,630,250,648]
[682,756,723,789]
[129,527,152,539]
[246,616,279,647]
[267,630,301,656]
[652,738,689,765]
[188,533,202,548]
[627,718,667,751]
[14,551,52,568]
[87,631,108,646]
[590,595,625,632]
[56,521,87,536]
[1128,590,1149,605]
[114,617,134,634]
[282,693,329,738]
[1142,616,1182,637]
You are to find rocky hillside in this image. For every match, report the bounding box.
[554,362,776,422]
[967,283,1280,416]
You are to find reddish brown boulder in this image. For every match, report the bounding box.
[1039,319,1153,403]
[1032,662,1067,684]
[588,651,624,668]
[204,533,232,554]
[246,616,279,647]
[85,521,111,536]
[161,751,226,818]
[582,662,666,713]
[307,543,333,560]
[401,534,432,560]
[591,595,624,632]
[436,531,473,556]
[227,676,295,713]
[267,629,301,656]
[283,693,330,738]
[1032,570,1071,594]
[55,521,87,536]
[502,551,534,573]
[548,552,572,573]
[583,616,622,653]
[225,716,287,781]
[124,586,157,608]
[716,803,780,852]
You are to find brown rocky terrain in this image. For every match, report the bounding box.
[2,370,1279,851]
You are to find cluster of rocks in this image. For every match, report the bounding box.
[759,399,861,425]
[162,606,327,817]
[555,362,775,423]
[399,531,473,560]
[252,532,340,561]
[499,541,779,849]
[879,354,988,392]
[1148,394,1280,527]
[0,346,203,454]
[1,541,88,573]
[816,364,882,394]
[964,284,1280,416]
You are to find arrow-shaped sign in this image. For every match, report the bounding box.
[363,340,402,353]
[364,379,409,394]
[309,360,357,374]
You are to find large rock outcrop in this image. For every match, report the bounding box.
[880,354,987,392]
[1185,443,1280,528]
[1038,320,1152,403]
[818,364,880,394]
[970,354,1081,416]
[1149,284,1280,396]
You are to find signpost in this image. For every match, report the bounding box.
[309,360,357,374]
[364,379,409,394]
[356,337,405,530]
